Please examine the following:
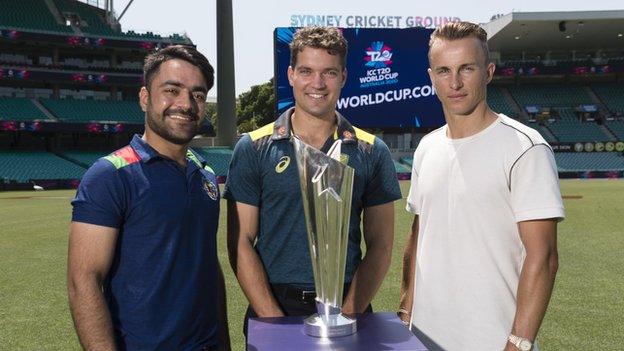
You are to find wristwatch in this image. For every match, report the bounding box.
[508,334,533,351]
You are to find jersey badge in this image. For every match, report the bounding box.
[203,179,219,201]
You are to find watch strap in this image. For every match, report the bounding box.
[508,334,533,351]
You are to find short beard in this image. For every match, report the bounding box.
[146,107,200,145]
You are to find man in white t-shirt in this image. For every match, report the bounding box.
[398,22,564,351]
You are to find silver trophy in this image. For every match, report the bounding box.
[293,137,357,338]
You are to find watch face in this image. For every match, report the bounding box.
[519,339,532,351]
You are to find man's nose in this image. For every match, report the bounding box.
[310,72,327,89]
[450,72,463,90]
[175,90,197,113]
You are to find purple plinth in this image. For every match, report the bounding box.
[247,312,428,350]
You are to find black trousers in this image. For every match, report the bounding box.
[243,283,372,337]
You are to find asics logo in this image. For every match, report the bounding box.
[275,156,290,173]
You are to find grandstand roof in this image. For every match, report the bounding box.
[483,10,624,52]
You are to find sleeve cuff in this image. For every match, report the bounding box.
[72,209,120,229]
[405,202,420,215]
[221,191,260,207]
[515,207,565,223]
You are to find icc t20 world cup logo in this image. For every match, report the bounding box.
[365,41,393,68]
[360,41,399,88]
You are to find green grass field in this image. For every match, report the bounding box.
[1,179,623,350]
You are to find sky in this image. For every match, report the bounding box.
[113,0,623,97]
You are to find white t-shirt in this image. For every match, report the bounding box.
[406,114,565,351]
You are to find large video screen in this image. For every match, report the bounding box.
[274,27,444,129]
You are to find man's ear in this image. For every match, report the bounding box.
[341,68,347,87]
[139,87,149,112]
[287,66,294,87]
[427,67,435,87]
[485,62,495,84]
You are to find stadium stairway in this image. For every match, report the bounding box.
[501,86,526,118]
[584,85,609,109]
[31,99,59,121]
[534,123,559,143]
[70,23,85,36]
[393,160,411,174]
[604,121,624,140]
[582,85,619,140]
[599,124,618,141]
[399,156,413,169]
[44,0,66,26]
[487,85,517,117]
[57,150,107,168]
[592,83,624,115]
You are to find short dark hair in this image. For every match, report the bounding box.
[290,26,348,69]
[143,45,214,90]
[428,21,490,64]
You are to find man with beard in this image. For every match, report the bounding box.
[68,45,230,351]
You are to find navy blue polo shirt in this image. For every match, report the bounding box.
[72,135,220,350]
[223,108,401,287]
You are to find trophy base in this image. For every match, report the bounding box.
[303,313,357,338]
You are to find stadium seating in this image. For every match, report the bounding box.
[487,85,518,118]
[398,153,624,173]
[393,160,411,174]
[555,152,624,172]
[191,147,233,177]
[40,99,143,123]
[53,0,116,36]
[520,122,558,143]
[0,97,48,121]
[504,85,614,142]
[0,151,86,182]
[483,85,556,143]
[399,156,413,168]
[0,0,188,42]
[61,150,108,167]
[119,30,190,42]
[507,84,594,107]
[546,108,614,142]
[62,148,233,177]
[605,121,624,140]
[592,83,624,114]
[0,0,72,33]
[0,53,32,65]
